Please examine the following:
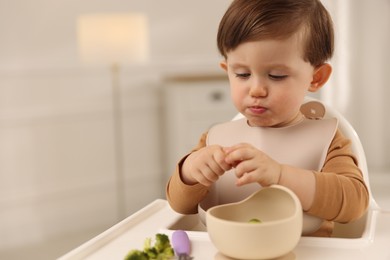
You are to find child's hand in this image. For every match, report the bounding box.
[224,143,282,187]
[181,145,232,187]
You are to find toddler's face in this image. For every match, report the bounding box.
[221,32,317,127]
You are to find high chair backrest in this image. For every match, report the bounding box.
[301,97,376,207]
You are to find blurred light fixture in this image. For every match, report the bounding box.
[77,13,148,65]
[77,13,149,221]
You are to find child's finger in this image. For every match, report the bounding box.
[236,172,254,186]
[224,147,249,165]
[214,149,231,171]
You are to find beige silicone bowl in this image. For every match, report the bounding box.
[206,185,302,260]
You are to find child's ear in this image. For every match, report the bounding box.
[309,63,332,92]
[220,60,228,72]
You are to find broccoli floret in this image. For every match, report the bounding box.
[144,237,152,250]
[154,234,171,253]
[155,247,174,260]
[124,233,174,260]
[124,249,148,260]
[144,247,158,259]
[154,234,174,260]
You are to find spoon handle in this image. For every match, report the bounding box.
[172,230,191,258]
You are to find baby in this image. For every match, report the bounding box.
[166,0,368,236]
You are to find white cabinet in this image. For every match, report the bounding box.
[163,76,237,179]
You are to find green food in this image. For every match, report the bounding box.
[248,218,262,223]
[124,233,174,260]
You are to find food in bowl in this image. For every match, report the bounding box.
[248,218,262,223]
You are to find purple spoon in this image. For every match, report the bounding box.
[172,230,192,260]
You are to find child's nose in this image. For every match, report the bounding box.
[249,81,267,97]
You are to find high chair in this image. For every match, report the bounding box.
[59,98,389,260]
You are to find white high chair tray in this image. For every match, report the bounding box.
[59,199,390,260]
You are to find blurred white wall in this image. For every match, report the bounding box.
[0,1,231,259]
[0,0,229,71]
[322,0,390,171]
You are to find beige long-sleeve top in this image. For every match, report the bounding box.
[166,129,369,236]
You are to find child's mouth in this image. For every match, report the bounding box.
[249,106,267,114]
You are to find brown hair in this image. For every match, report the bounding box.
[217,0,334,67]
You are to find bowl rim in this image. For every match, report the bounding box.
[206,185,302,227]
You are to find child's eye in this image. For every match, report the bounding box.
[235,73,251,79]
[269,74,288,80]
